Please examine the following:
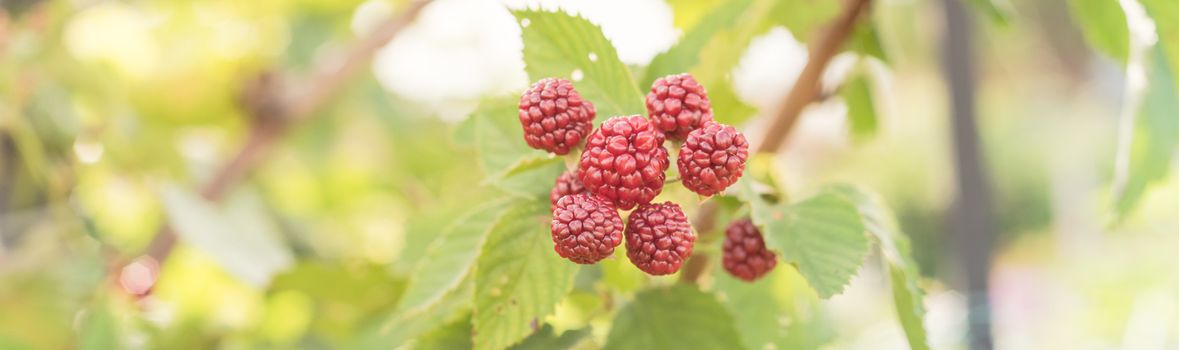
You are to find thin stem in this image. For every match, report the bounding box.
[756,0,873,154]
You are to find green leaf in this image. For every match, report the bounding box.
[848,21,888,63]
[642,0,753,89]
[827,185,930,350]
[353,279,474,350]
[663,0,841,126]
[498,156,566,181]
[271,262,405,307]
[512,9,645,118]
[473,201,579,350]
[888,265,928,350]
[1068,0,1129,63]
[599,248,646,293]
[1113,46,1179,218]
[766,0,841,42]
[644,0,764,125]
[394,199,511,315]
[473,98,543,176]
[495,161,567,200]
[1141,0,1179,76]
[509,325,590,350]
[414,313,475,350]
[692,0,776,87]
[666,0,729,29]
[842,70,878,142]
[471,98,563,198]
[710,82,759,126]
[161,185,293,287]
[714,266,834,350]
[453,113,479,149]
[739,180,870,298]
[604,285,742,350]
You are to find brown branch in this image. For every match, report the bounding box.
[118,0,433,294]
[756,0,872,153]
[681,0,872,284]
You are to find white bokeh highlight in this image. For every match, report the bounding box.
[366,0,528,121]
[731,27,809,114]
[362,0,678,120]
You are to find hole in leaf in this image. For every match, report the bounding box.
[588,52,598,62]
[520,18,531,28]
[571,69,584,82]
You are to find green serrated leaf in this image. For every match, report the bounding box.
[888,265,928,350]
[1068,0,1129,63]
[826,185,929,350]
[414,313,475,350]
[394,199,512,315]
[354,278,473,350]
[492,159,566,199]
[714,266,834,350]
[739,180,870,298]
[1113,45,1179,219]
[604,285,742,350]
[474,201,579,350]
[645,0,779,126]
[512,9,645,118]
[643,0,753,89]
[473,98,543,176]
[161,185,293,288]
[472,98,563,198]
[842,70,878,142]
[509,325,590,350]
[497,156,564,181]
[693,0,776,87]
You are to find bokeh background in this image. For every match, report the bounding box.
[2,0,1178,349]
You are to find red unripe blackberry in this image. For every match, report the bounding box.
[519,78,596,155]
[722,218,777,282]
[550,170,588,211]
[578,116,670,210]
[551,194,624,264]
[678,122,749,196]
[624,202,695,275]
[645,73,713,140]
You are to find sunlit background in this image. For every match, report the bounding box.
[2,0,1178,349]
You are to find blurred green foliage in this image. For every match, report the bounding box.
[3,0,1179,349]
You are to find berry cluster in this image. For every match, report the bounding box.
[518,74,763,278]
